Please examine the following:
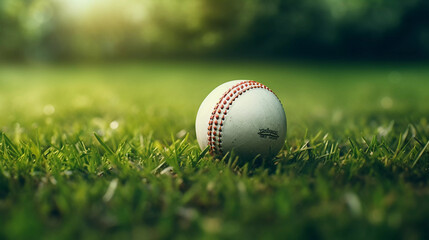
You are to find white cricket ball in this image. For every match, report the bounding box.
[195,80,287,161]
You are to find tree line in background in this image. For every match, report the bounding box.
[1,0,428,61]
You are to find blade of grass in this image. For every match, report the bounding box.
[94,133,114,155]
[412,140,429,168]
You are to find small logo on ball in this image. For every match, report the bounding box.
[258,128,279,140]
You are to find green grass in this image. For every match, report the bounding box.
[0,61,428,240]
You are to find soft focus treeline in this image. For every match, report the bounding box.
[1,0,428,61]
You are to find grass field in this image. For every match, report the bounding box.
[0,61,428,239]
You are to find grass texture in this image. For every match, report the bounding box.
[0,61,428,239]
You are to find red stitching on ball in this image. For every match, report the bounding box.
[207,80,278,155]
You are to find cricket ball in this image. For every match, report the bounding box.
[195,80,287,161]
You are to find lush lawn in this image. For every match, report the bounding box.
[0,61,428,239]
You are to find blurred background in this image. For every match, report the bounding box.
[1,0,429,62]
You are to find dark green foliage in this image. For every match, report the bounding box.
[1,0,429,60]
[0,61,428,239]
